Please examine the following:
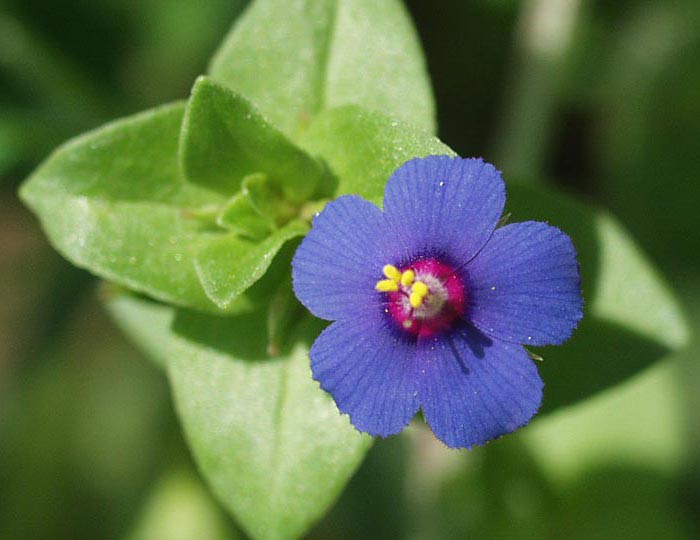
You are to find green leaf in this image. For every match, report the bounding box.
[506,184,689,411]
[19,102,303,314]
[524,359,686,487]
[195,220,309,310]
[216,191,275,240]
[170,313,372,540]
[209,0,435,137]
[242,173,301,225]
[181,77,329,201]
[105,293,372,540]
[107,287,176,370]
[266,276,306,358]
[299,105,454,201]
[125,465,242,540]
[19,103,234,312]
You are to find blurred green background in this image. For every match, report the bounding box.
[2,0,699,538]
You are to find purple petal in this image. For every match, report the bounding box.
[310,316,421,437]
[419,325,543,449]
[292,195,399,321]
[383,156,505,263]
[466,221,583,346]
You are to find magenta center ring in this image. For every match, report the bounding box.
[382,258,466,338]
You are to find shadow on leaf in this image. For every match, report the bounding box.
[537,318,670,412]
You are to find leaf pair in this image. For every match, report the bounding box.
[19,79,322,313]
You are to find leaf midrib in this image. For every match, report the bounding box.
[314,0,340,117]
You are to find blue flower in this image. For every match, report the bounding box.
[292,156,583,449]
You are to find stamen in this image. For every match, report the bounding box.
[409,292,424,308]
[376,279,399,292]
[412,281,429,297]
[382,264,402,282]
[400,269,415,287]
[377,258,466,338]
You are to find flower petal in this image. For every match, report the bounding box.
[310,316,421,437]
[419,325,543,449]
[383,156,505,263]
[292,195,399,321]
[466,221,583,346]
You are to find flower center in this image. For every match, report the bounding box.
[375,258,466,338]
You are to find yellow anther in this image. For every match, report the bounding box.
[400,269,415,287]
[376,279,399,292]
[382,264,402,282]
[409,292,424,308]
[412,281,429,297]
